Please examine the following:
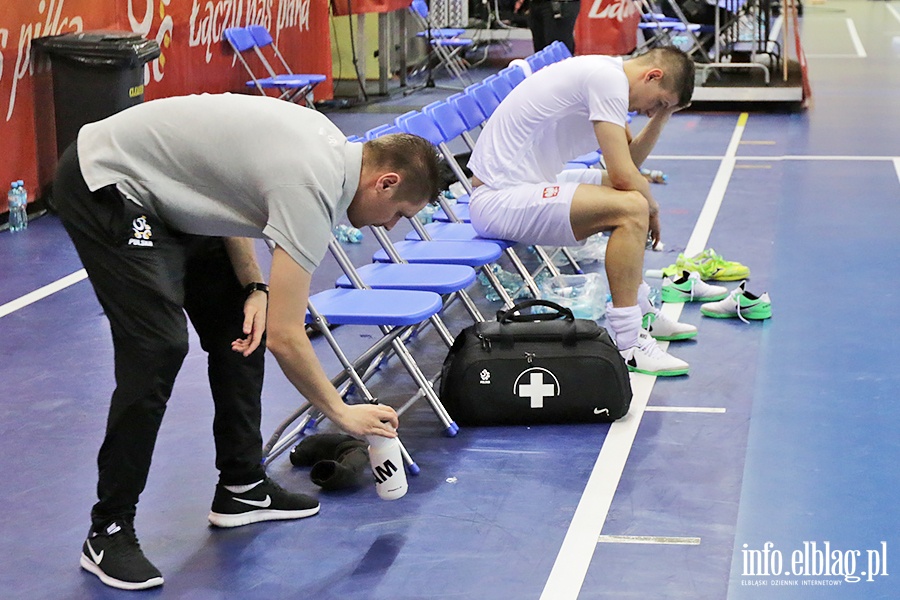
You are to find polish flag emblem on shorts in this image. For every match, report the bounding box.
[542,186,560,198]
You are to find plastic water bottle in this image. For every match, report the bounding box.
[334,224,362,243]
[640,168,668,184]
[366,429,408,500]
[7,181,28,232]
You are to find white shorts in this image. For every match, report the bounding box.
[469,181,581,246]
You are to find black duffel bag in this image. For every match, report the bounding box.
[439,300,632,425]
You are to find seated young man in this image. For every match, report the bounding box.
[468,47,695,376]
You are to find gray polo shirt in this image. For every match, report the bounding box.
[77,93,362,273]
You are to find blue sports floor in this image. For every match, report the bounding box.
[2,1,899,597]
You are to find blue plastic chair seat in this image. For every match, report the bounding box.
[373,240,502,267]
[335,263,476,294]
[569,150,603,166]
[432,38,474,48]
[433,203,470,223]
[246,74,325,89]
[406,222,517,250]
[306,288,442,326]
[416,28,466,38]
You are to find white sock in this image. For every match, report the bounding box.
[606,304,642,350]
[225,480,263,494]
[637,281,656,316]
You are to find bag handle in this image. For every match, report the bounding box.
[497,299,575,323]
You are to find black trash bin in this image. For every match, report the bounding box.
[32,32,160,157]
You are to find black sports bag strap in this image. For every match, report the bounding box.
[496,299,574,323]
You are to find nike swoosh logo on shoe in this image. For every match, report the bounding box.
[233,495,272,508]
[86,540,104,565]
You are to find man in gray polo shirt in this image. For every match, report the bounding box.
[52,93,441,591]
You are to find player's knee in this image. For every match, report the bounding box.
[619,190,649,231]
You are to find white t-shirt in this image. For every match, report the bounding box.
[78,93,361,274]
[468,55,629,188]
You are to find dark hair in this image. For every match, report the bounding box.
[635,47,695,107]
[363,134,442,205]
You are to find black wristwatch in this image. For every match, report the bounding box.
[244,282,269,297]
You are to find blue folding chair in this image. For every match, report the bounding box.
[448,92,487,131]
[245,25,327,105]
[364,123,402,140]
[525,52,550,74]
[263,286,446,470]
[408,0,474,84]
[224,27,318,102]
[550,40,573,59]
[500,64,527,88]
[485,73,515,103]
[467,82,502,120]
[332,229,484,325]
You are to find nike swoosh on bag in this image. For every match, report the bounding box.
[86,540,104,565]
[233,495,272,508]
[593,408,609,415]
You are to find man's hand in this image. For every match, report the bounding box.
[648,212,662,249]
[231,290,268,357]
[331,403,400,438]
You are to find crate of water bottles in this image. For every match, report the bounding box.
[7,180,28,232]
[537,273,608,321]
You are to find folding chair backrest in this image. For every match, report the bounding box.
[395,110,419,129]
[365,123,401,140]
[488,73,515,101]
[448,92,486,130]
[552,40,574,59]
[410,0,429,19]
[501,65,527,88]
[396,111,446,145]
[224,26,255,52]
[248,24,293,75]
[424,101,468,142]
[467,83,500,119]
[540,48,558,67]
[223,26,267,95]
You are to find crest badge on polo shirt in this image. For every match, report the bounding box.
[542,186,560,199]
[128,216,154,247]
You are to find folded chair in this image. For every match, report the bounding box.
[408,0,475,86]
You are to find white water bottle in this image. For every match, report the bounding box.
[366,430,408,501]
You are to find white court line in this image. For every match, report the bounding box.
[846,18,867,58]
[806,53,865,59]
[650,154,897,162]
[463,448,546,455]
[645,406,727,414]
[0,269,87,320]
[538,113,749,600]
[893,158,900,185]
[887,3,900,26]
[598,535,702,545]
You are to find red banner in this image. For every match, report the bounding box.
[1,0,332,211]
[331,0,410,16]
[574,0,640,56]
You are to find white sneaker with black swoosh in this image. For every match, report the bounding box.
[207,477,320,528]
[80,520,164,590]
[619,330,690,377]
